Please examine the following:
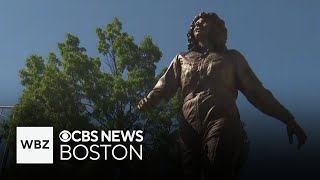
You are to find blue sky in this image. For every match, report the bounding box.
[0,0,319,176]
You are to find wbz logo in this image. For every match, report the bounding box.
[20,139,50,149]
[16,127,53,164]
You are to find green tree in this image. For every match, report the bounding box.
[4,17,182,179]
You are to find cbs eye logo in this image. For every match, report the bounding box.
[59,130,71,142]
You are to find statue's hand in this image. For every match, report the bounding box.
[286,120,307,150]
[138,97,153,111]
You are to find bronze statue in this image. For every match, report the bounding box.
[138,12,307,179]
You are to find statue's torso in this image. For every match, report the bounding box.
[179,51,238,108]
[177,51,241,134]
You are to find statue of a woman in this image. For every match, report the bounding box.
[138,12,307,179]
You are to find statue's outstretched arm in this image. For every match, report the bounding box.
[232,50,307,149]
[138,54,181,111]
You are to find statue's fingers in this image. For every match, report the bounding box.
[297,136,305,150]
[138,99,147,110]
[137,100,143,109]
[287,126,293,144]
[138,98,153,111]
[297,132,307,150]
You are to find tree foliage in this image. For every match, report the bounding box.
[4,17,182,179]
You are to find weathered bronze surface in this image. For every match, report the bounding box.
[138,12,307,179]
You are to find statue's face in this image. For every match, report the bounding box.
[193,17,212,43]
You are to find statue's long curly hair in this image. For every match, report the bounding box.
[187,12,228,53]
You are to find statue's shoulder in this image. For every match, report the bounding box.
[176,51,200,62]
[177,51,192,57]
[225,49,241,57]
[225,49,246,59]
[224,49,247,65]
[225,49,249,69]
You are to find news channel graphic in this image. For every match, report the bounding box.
[16,127,53,164]
[16,127,144,164]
